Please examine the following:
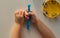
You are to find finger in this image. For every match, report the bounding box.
[22,8,28,20]
[14,9,22,16]
[19,10,23,15]
[24,11,29,19]
[20,9,25,16]
[14,10,18,14]
[14,10,21,18]
[14,11,19,18]
[16,9,24,17]
[29,11,35,16]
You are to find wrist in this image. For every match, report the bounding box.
[32,18,39,27]
[14,21,23,26]
[34,19,41,27]
[13,22,22,31]
[35,19,39,25]
[15,19,24,25]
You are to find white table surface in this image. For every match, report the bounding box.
[0,0,60,38]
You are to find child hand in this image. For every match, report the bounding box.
[14,9,25,25]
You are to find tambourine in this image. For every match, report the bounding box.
[42,0,60,18]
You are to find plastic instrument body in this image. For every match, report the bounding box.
[26,4,31,30]
[42,0,60,18]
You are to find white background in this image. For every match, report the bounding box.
[0,0,60,38]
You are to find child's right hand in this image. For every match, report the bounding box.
[25,11,38,26]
